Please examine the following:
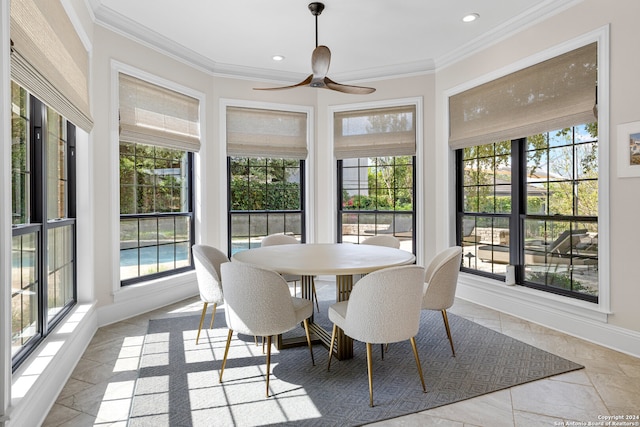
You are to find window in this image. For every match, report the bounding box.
[11,81,77,368]
[335,105,417,253]
[228,157,305,253]
[226,106,309,254]
[451,43,599,302]
[119,143,194,283]
[338,156,415,252]
[458,125,598,302]
[118,73,200,285]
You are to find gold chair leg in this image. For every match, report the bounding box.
[208,302,217,329]
[196,302,208,345]
[441,309,455,357]
[303,318,315,366]
[265,335,272,398]
[410,336,427,393]
[219,329,233,382]
[327,324,337,371]
[366,342,374,407]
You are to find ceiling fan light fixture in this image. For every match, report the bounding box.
[462,13,480,23]
[254,2,375,94]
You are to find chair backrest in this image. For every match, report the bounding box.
[261,234,300,247]
[192,244,228,304]
[361,235,401,249]
[422,246,462,311]
[343,265,425,344]
[220,262,297,337]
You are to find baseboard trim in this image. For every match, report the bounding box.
[98,271,198,327]
[457,277,640,358]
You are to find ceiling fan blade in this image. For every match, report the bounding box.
[311,45,331,78]
[254,75,313,91]
[324,77,376,94]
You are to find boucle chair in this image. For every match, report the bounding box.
[361,234,401,249]
[261,233,319,311]
[327,265,426,407]
[192,244,229,345]
[219,262,315,398]
[422,246,463,356]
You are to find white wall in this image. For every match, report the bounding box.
[434,0,640,353]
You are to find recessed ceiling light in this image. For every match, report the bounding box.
[462,13,479,23]
[272,55,285,61]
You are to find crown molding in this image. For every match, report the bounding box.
[92,0,582,82]
[435,0,583,70]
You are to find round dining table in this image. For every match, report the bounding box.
[232,243,416,359]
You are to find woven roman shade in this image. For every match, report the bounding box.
[334,105,416,159]
[10,0,93,132]
[226,106,308,159]
[449,42,597,149]
[119,73,201,152]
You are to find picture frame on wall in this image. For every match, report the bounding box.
[617,121,640,178]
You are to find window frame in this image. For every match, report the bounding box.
[456,128,599,303]
[337,156,417,254]
[227,156,306,255]
[118,143,195,286]
[11,85,77,370]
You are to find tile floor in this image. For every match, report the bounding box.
[43,279,640,426]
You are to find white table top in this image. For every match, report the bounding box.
[231,243,416,276]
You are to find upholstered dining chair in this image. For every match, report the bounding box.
[261,233,319,311]
[192,244,229,345]
[361,234,401,249]
[219,262,315,397]
[422,246,463,356]
[327,265,426,407]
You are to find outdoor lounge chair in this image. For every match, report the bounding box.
[477,228,595,266]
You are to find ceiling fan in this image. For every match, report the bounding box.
[254,2,376,94]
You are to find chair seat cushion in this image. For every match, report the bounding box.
[328,301,348,329]
[292,297,313,323]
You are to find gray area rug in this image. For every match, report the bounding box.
[129,299,583,426]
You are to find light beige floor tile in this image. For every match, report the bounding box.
[511,377,608,420]
[41,294,640,427]
[513,410,564,427]
[41,403,84,427]
[420,389,514,427]
[588,372,640,410]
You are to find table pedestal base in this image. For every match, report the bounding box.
[276,274,355,360]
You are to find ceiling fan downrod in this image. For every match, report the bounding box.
[308,2,325,48]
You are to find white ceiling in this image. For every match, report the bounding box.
[89,0,578,84]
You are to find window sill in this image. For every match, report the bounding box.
[457,272,610,323]
[10,303,98,426]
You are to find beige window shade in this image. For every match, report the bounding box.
[10,0,93,132]
[334,105,416,159]
[119,73,201,152]
[226,106,308,159]
[449,42,597,150]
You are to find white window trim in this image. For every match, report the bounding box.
[219,98,315,245]
[109,60,206,301]
[328,97,424,261]
[442,26,610,319]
